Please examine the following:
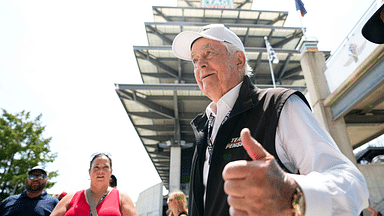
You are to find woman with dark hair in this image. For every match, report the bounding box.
[51,153,137,216]
[166,191,188,216]
[110,174,117,188]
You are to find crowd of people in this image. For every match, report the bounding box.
[0,154,139,216]
[0,154,190,216]
[1,2,383,216]
[50,153,137,216]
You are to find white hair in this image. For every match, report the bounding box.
[221,42,253,77]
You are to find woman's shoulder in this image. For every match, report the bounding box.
[61,191,78,202]
[115,189,130,199]
[118,190,135,206]
[49,191,80,216]
[115,189,137,215]
[60,190,85,206]
[71,190,85,200]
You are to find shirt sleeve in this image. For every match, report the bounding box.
[275,94,369,216]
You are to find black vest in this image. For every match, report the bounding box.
[188,76,310,216]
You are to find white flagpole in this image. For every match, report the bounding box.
[264,36,277,88]
[268,59,277,88]
[297,10,307,39]
[294,0,307,39]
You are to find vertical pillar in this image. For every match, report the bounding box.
[169,146,181,192]
[300,40,357,163]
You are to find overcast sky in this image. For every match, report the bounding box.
[0,0,377,203]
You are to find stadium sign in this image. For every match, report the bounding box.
[202,0,233,8]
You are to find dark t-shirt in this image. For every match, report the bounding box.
[0,190,58,216]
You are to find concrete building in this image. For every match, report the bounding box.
[136,183,164,216]
[299,1,384,214]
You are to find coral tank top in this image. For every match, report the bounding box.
[64,189,121,216]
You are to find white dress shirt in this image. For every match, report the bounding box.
[203,82,369,215]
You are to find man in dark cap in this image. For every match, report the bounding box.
[0,166,58,216]
[362,3,384,44]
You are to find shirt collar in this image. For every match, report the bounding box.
[20,189,47,199]
[205,81,243,118]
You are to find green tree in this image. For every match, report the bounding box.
[0,109,57,202]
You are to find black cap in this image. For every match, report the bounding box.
[362,3,384,44]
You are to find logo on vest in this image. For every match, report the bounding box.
[223,154,232,160]
[225,137,243,149]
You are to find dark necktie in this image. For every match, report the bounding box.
[207,113,215,165]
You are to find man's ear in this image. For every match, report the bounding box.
[235,51,246,71]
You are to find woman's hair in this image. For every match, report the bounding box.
[90,153,112,169]
[110,174,117,187]
[167,191,188,216]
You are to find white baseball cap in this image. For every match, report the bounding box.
[172,24,245,61]
[28,165,48,176]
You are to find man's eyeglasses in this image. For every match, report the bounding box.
[28,174,47,180]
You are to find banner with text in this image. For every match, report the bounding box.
[202,0,233,8]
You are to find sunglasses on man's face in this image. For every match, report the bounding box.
[28,174,47,180]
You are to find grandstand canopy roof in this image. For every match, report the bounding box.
[176,0,254,9]
[138,22,330,86]
[153,6,287,26]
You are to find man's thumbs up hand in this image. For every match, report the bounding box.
[222,128,298,216]
[241,128,270,161]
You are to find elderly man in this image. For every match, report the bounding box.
[0,166,58,216]
[172,24,369,216]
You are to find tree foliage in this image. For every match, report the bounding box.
[0,109,57,202]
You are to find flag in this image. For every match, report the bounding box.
[295,0,307,17]
[264,36,279,64]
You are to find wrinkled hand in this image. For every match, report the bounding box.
[222,128,297,216]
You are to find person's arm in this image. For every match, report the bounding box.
[50,193,74,216]
[119,190,138,216]
[276,95,369,215]
[222,95,369,216]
